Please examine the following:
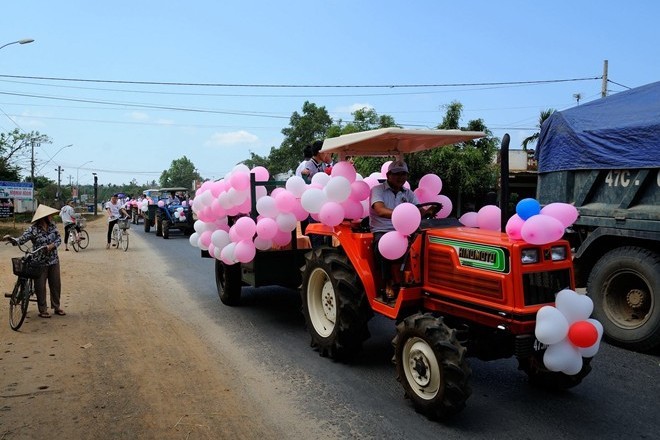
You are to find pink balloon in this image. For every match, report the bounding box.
[378,231,408,260]
[211,199,225,218]
[256,217,278,240]
[234,240,256,263]
[349,180,370,202]
[210,180,225,197]
[477,205,502,231]
[230,171,250,191]
[433,195,453,218]
[505,214,525,240]
[272,229,292,246]
[341,198,364,220]
[234,217,256,240]
[459,211,478,228]
[380,161,393,175]
[274,190,297,213]
[362,176,380,189]
[419,174,443,196]
[220,242,237,265]
[521,214,565,245]
[199,230,212,250]
[207,243,216,259]
[319,202,345,226]
[541,203,579,228]
[251,166,269,182]
[392,203,421,235]
[330,161,357,182]
[291,199,309,221]
[414,187,431,204]
[157,200,165,207]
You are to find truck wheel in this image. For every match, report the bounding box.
[162,220,169,239]
[587,247,660,351]
[517,346,592,389]
[301,247,372,360]
[393,313,471,420]
[216,259,242,306]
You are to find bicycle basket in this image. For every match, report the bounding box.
[77,217,87,229]
[118,219,130,230]
[12,257,43,279]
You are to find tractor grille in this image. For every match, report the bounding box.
[523,269,571,305]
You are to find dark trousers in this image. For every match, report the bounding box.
[373,232,408,292]
[107,219,118,244]
[35,263,61,313]
[64,223,81,244]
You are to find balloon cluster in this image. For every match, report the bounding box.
[459,198,578,246]
[506,198,578,244]
[535,289,603,375]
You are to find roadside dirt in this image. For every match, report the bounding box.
[0,217,289,439]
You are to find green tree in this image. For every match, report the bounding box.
[159,156,201,188]
[521,108,555,150]
[0,129,51,181]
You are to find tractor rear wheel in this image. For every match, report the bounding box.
[162,220,170,239]
[393,313,471,420]
[216,259,242,306]
[144,217,151,233]
[156,216,162,236]
[301,247,372,360]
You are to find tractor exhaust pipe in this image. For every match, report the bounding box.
[500,133,510,232]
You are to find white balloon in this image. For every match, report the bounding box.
[256,195,279,218]
[211,229,231,250]
[311,172,330,187]
[324,176,351,203]
[276,212,297,232]
[543,340,583,375]
[556,289,594,324]
[189,232,199,247]
[300,188,327,214]
[285,176,308,198]
[535,306,569,345]
[194,220,210,233]
[220,242,237,265]
[232,164,250,174]
[254,236,273,251]
[579,319,604,358]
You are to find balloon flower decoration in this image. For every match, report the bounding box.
[535,289,603,375]
[506,198,578,245]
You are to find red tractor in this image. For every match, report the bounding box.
[211,129,595,420]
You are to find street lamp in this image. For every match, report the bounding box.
[76,160,93,189]
[0,38,34,51]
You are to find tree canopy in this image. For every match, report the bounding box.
[0,129,51,181]
[159,156,201,188]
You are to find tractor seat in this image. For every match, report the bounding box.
[352,217,371,233]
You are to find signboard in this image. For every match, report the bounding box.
[0,198,14,218]
[0,181,33,200]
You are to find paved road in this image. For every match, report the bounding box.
[145,228,660,440]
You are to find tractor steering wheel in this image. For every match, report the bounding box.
[416,202,443,219]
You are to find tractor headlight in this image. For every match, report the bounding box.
[551,246,567,261]
[521,248,539,264]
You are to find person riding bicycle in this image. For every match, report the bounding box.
[60,199,82,251]
[2,204,65,318]
[105,194,128,249]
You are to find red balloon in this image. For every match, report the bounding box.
[568,321,599,348]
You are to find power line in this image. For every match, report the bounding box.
[0,73,601,89]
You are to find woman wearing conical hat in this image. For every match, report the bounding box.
[3,204,66,318]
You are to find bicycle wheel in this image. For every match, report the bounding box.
[9,278,30,331]
[120,232,129,251]
[69,230,80,252]
[78,230,90,250]
[112,225,119,248]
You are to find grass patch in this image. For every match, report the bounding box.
[0,213,104,237]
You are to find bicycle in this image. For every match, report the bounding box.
[4,239,47,330]
[68,217,90,252]
[111,216,130,251]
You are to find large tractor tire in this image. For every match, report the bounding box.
[162,220,170,239]
[517,345,592,390]
[301,247,372,360]
[587,246,660,352]
[144,216,151,232]
[156,216,163,237]
[393,313,471,420]
[216,259,242,306]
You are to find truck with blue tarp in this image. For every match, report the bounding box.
[536,81,660,351]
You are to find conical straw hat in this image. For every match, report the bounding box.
[31,204,60,223]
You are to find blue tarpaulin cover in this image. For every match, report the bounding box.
[536,81,660,173]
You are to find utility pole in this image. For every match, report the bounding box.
[601,60,608,98]
[93,173,98,216]
[55,166,63,203]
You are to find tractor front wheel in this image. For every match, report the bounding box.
[162,220,170,239]
[301,247,371,360]
[393,313,471,420]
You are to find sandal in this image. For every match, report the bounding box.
[39,312,51,318]
[54,309,66,316]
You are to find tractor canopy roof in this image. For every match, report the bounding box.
[320,128,485,159]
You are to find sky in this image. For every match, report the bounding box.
[1,1,658,188]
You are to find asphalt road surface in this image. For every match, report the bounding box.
[146,227,660,440]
